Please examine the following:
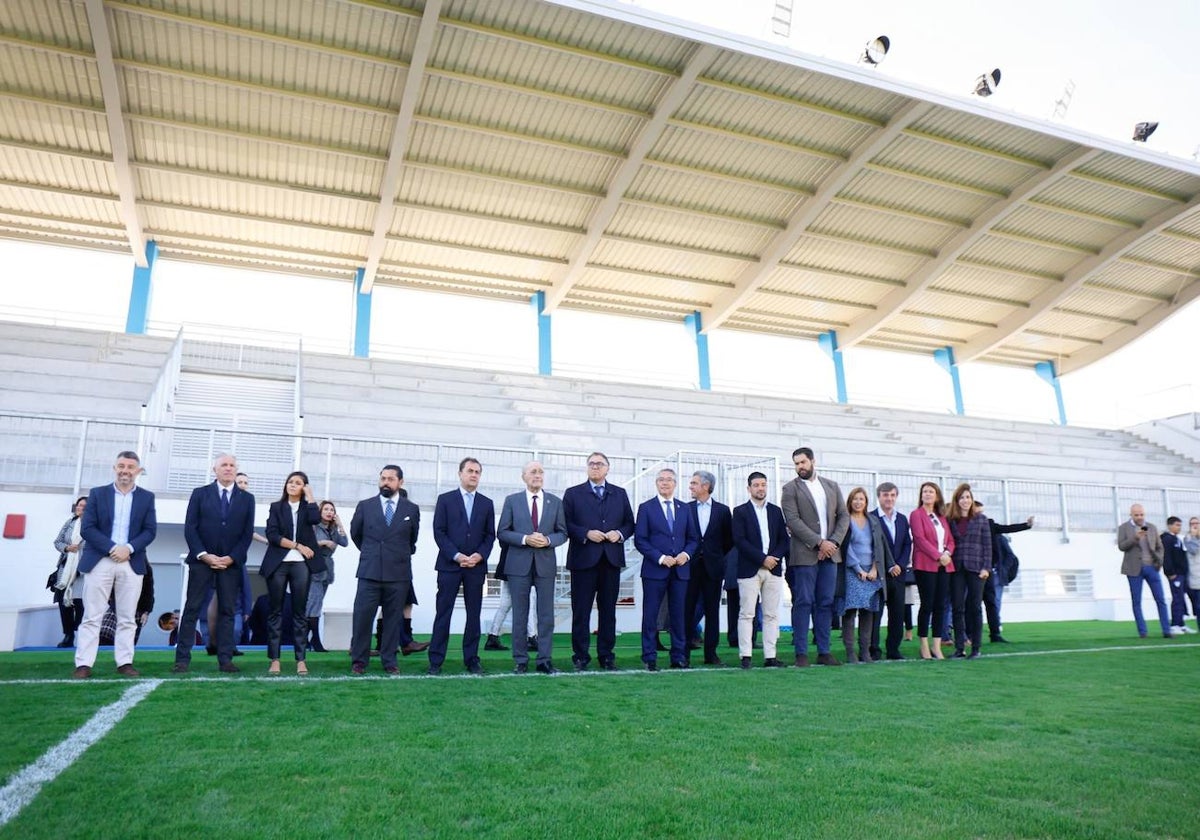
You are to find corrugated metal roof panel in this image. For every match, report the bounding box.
[910,109,1078,165]
[1077,153,1200,200]
[650,123,833,191]
[0,0,93,51]
[418,72,643,152]
[627,165,798,225]
[1053,287,1154,322]
[407,120,618,192]
[398,165,596,228]
[994,205,1121,254]
[589,237,748,283]
[883,313,977,343]
[933,264,1052,303]
[1125,234,1200,272]
[127,120,385,197]
[807,203,952,255]
[960,235,1084,278]
[0,99,110,153]
[142,204,369,254]
[785,235,925,282]
[0,183,121,225]
[575,266,714,308]
[745,289,868,324]
[390,206,579,259]
[0,146,116,194]
[878,133,1037,195]
[0,42,102,105]
[0,209,124,241]
[903,290,1013,325]
[765,265,895,304]
[1087,258,1191,298]
[605,203,776,256]
[383,238,560,283]
[118,64,395,154]
[839,168,996,225]
[1038,175,1171,226]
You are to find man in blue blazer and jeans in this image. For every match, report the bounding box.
[175,452,255,674]
[73,450,157,678]
[428,457,496,675]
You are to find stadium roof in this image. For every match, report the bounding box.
[2,0,1200,373]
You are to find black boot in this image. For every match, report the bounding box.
[308,617,328,653]
[485,634,508,651]
[57,634,73,648]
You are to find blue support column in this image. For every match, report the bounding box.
[352,268,371,358]
[532,291,552,375]
[124,240,158,335]
[1035,360,1068,426]
[933,346,964,416]
[684,311,711,391]
[818,330,847,404]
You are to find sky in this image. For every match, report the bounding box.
[2,0,1198,429]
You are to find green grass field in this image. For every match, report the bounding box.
[2,621,1197,840]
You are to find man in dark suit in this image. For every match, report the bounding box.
[871,481,911,660]
[634,468,700,671]
[562,451,635,671]
[175,452,254,674]
[349,464,420,674]
[497,460,568,674]
[684,470,734,666]
[781,447,849,667]
[72,450,157,679]
[428,457,496,675]
[731,471,789,669]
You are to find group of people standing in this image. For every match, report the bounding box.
[1118,506,1200,638]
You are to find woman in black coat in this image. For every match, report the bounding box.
[262,471,322,675]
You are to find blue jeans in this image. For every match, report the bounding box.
[1127,565,1170,637]
[788,561,837,655]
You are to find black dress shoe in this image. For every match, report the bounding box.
[966,650,981,660]
[514,663,529,674]
[669,661,690,669]
[703,656,724,666]
[466,660,484,676]
[57,636,73,648]
[762,657,788,668]
[384,666,399,675]
[886,653,905,661]
[536,663,558,675]
[427,664,442,676]
[990,636,1010,644]
[351,663,366,675]
[645,661,659,672]
[599,660,617,671]
[206,645,217,656]
[232,648,244,657]
[573,659,589,672]
[740,656,752,670]
[951,650,967,659]
[171,662,189,673]
[218,663,240,673]
[484,635,508,651]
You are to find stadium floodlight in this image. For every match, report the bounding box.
[1132,121,1158,142]
[859,36,890,66]
[973,68,1002,97]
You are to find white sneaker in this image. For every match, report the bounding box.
[1182,626,1197,634]
[1169,626,1186,635]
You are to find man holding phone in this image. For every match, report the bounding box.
[1117,504,1171,639]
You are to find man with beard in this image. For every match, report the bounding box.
[349,464,420,674]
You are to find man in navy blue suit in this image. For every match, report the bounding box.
[428,457,496,675]
[72,450,157,679]
[174,452,255,673]
[563,452,635,671]
[732,471,789,669]
[871,482,912,660]
[684,470,734,666]
[634,468,700,671]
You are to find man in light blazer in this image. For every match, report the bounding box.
[497,460,568,674]
[562,451,635,671]
[731,471,789,669]
[1117,503,1171,638]
[635,468,700,671]
[428,457,496,675]
[73,450,157,679]
[781,447,849,667]
[175,452,254,673]
[349,464,420,674]
[685,470,734,666]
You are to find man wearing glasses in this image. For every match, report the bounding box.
[562,452,635,671]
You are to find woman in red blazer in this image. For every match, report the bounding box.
[262,471,321,675]
[910,482,955,660]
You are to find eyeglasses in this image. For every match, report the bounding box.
[586,461,607,468]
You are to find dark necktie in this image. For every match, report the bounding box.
[385,499,395,526]
[531,495,540,532]
[593,484,604,500]
[221,488,230,519]
[664,499,675,532]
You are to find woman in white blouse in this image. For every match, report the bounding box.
[262,471,321,675]
[909,482,956,660]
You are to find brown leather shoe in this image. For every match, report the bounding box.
[815,653,843,666]
[351,662,366,675]
[72,665,92,679]
[115,664,140,677]
[401,641,430,656]
[794,654,810,668]
[171,662,189,673]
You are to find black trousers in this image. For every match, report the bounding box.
[267,562,310,661]
[951,569,986,652]
[351,578,409,670]
[684,561,723,661]
[428,566,486,668]
[914,568,949,639]
[59,598,83,635]
[177,561,241,666]
[570,563,621,666]
[881,572,907,657]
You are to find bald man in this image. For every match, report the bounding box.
[1117,504,1170,638]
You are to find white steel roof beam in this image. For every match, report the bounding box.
[702,100,932,332]
[1081,281,1173,303]
[83,0,147,264]
[542,43,721,311]
[957,194,1200,363]
[838,148,1099,348]
[359,0,442,293]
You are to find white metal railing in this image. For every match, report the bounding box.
[3,412,1199,536]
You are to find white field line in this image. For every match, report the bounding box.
[0,641,1196,686]
[0,679,162,827]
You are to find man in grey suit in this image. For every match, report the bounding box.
[497,461,568,674]
[1117,503,1171,638]
[349,464,420,675]
[781,446,849,667]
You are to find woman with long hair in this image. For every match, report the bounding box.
[51,496,88,647]
[839,487,888,663]
[946,483,992,658]
[306,500,347,653]
[909,482,955,660]
[262,471,321,674]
